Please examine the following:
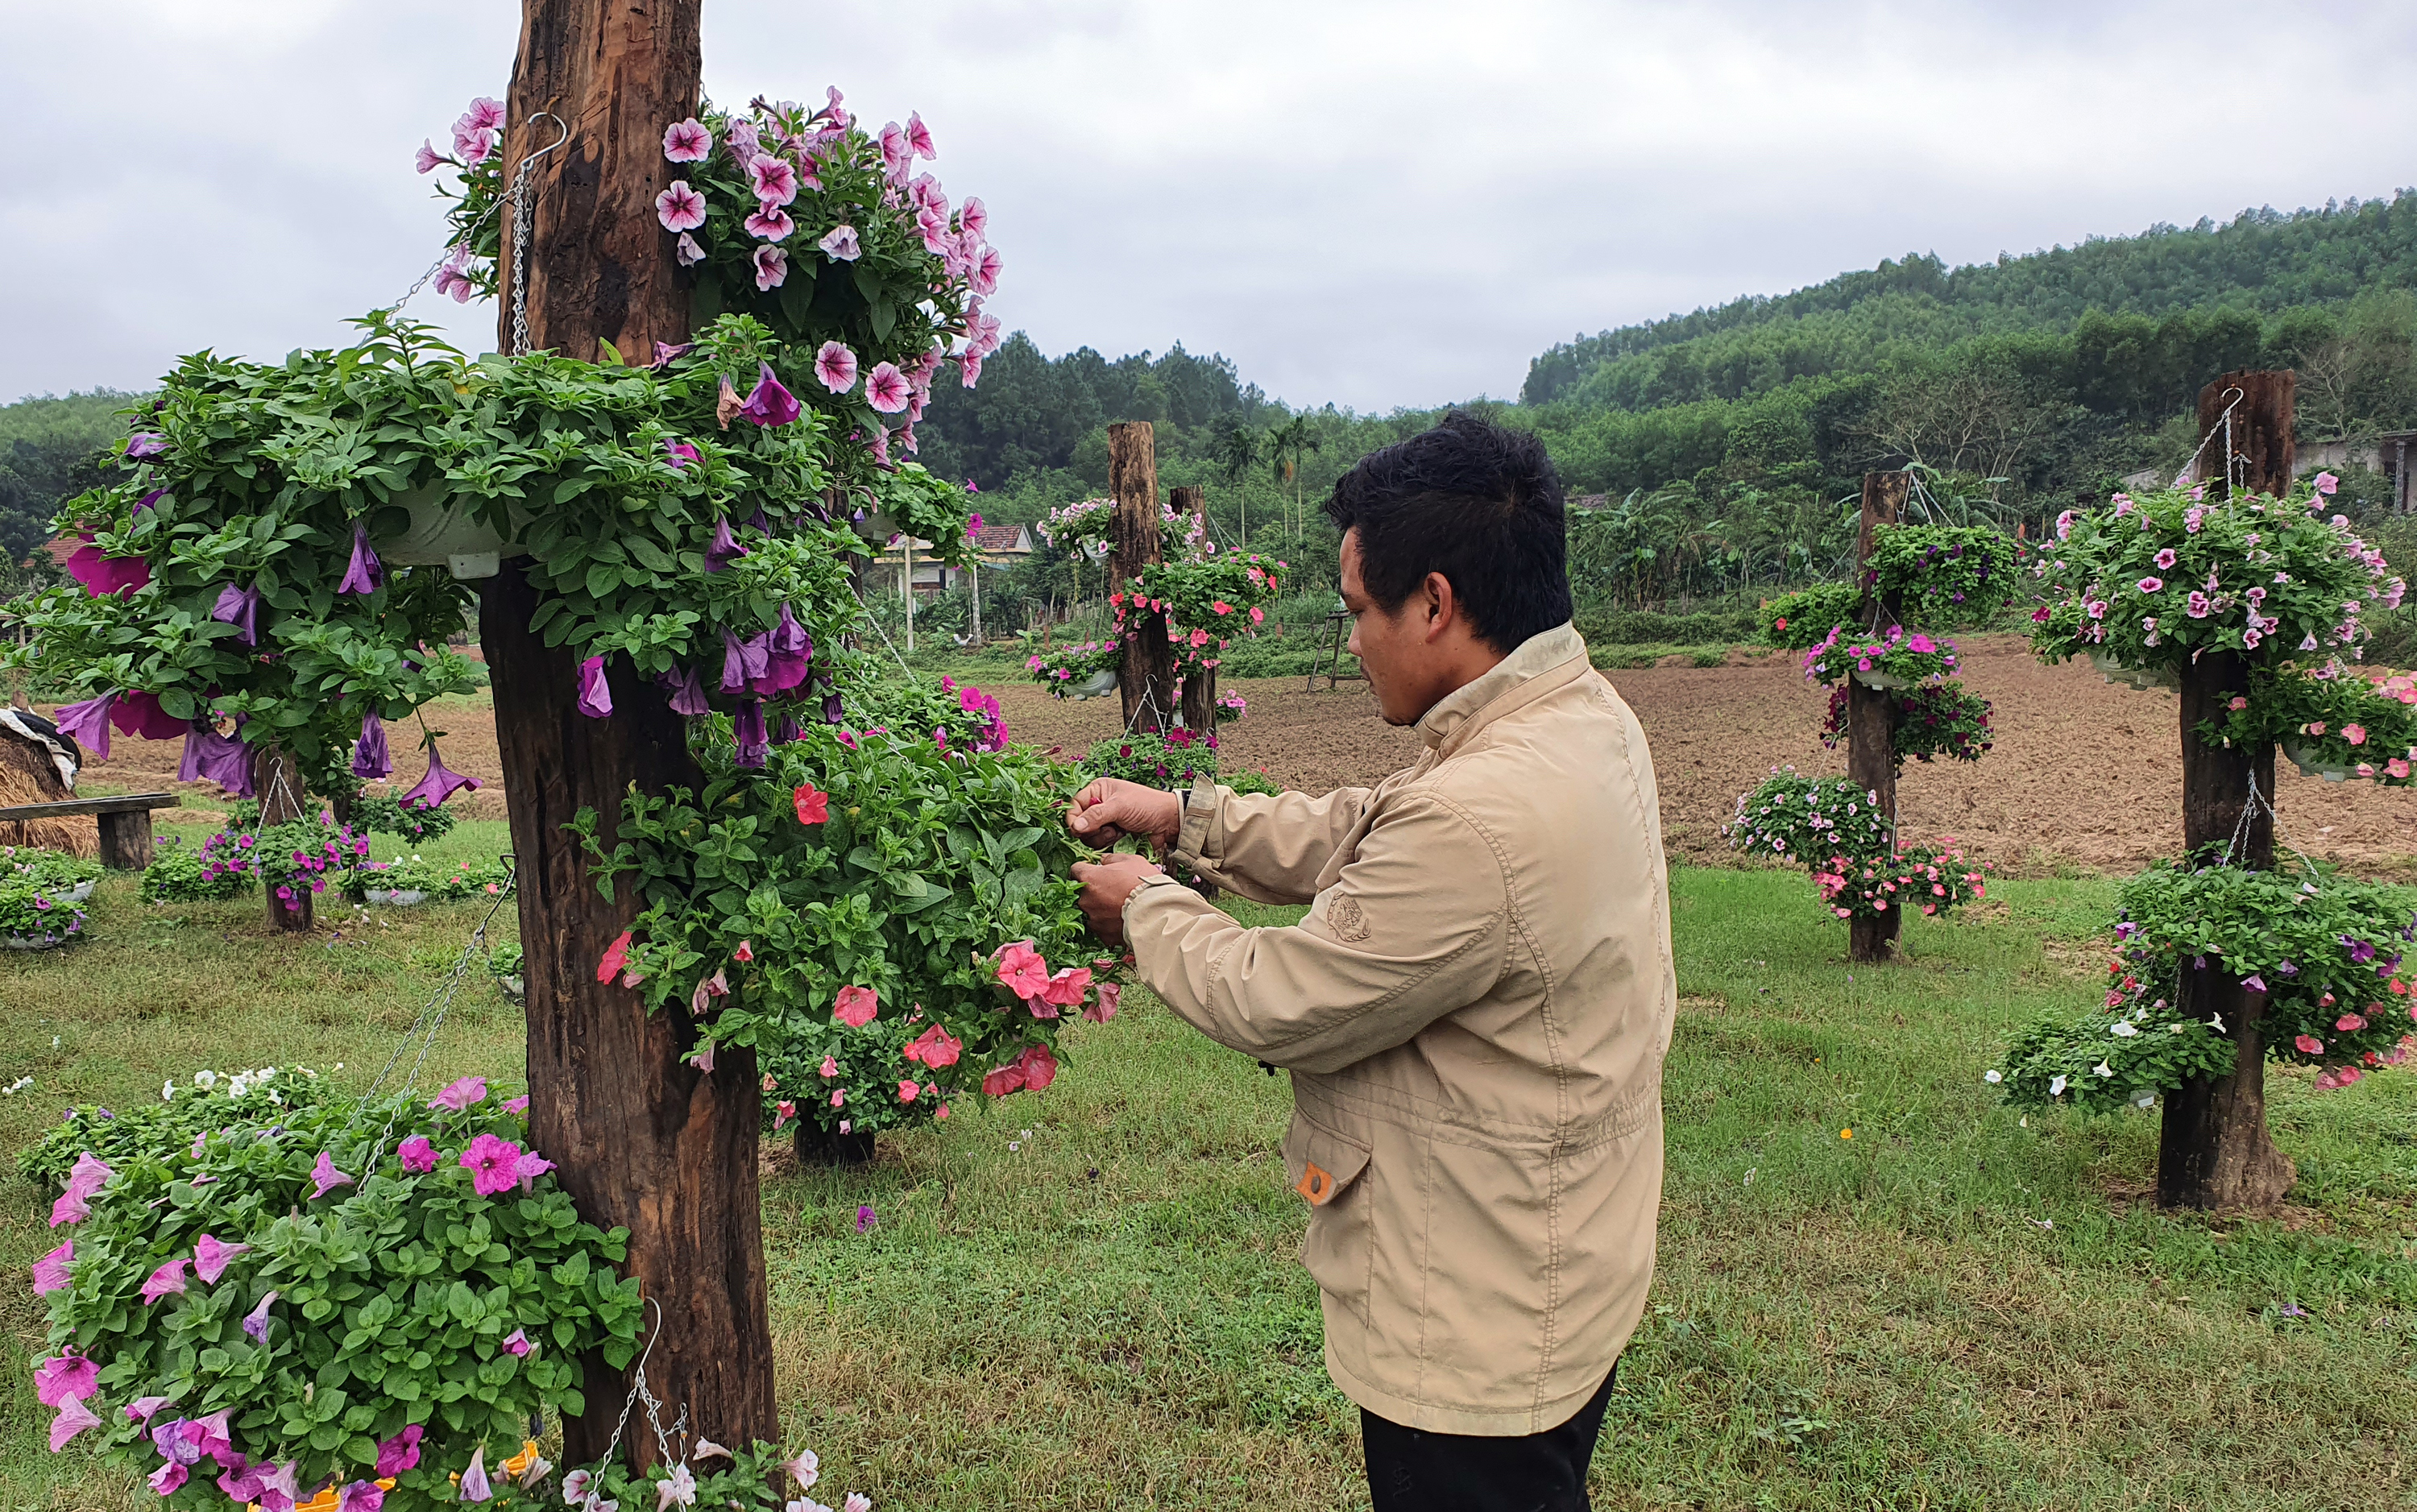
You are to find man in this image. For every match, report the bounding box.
[1068,412,1674,1511]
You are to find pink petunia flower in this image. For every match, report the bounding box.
[48,1394,100,1452]
[864,362,911,413]
[459,1133,524,1197]
[899,1079,920,1103]
[429,1075,487,1112]
[819,224,861,261]
[141,1257,191,1303]
[820,1055,840,1078]
[993,940,1052,1000]
[748,155,799,205]
[960,196,989,238]
[656,181,707,233]
[835,984,880,1027]
[2137,577,2162,594]
[31,1240,72,1295]
[2344,723,2367,746]
[753,243,789,290]
[815,341,860,392]
[676,231,705,267]
[415,139,445,174]
[35,1353,97,1407]
[397,1134,438,1173]
[662,118,712,163]
[1084,980,1122,1023]
[745,205,795,242]
[309,1152,354,1199]
[503,1328,531,1357]
[2315,471,2339,495]
[906,110,935,159]
[193,1233,250,1284]
[2295,1034,2324,1054]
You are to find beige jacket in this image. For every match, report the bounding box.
[1122,623,1675,1436]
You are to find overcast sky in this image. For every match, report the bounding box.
[8,1,2417,413]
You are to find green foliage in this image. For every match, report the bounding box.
[139,839,253,904]
[21,1066,330,1191]
[1756,583,1863,648]
[1724,769,1894,868]
[353,853,512,901]
[1996,862,2417,1112]
[2,846,100,891]
[574,722,1104,1136]
[2029,482,2404,677]
[1080,730,1218,789]
[34,1075,645,1506]
[3,311,968,778]
[350,791,459,843]
[1865,524,2021,623]
[1576,606,1756,647]
[2210,666,2417,781]
[0,875,88,945]
[1820,680,1994,768]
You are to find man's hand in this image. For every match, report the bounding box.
[1068,777,1184,851]
[1072,853,1163,946]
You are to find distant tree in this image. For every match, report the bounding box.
[1267,414,1321,541]
[1210,419,1262,545]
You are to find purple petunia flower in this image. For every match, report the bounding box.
[209,582,263,647]
[351,712,391,781]
[337,525,383,595]
[756,603,813,694]
[736,362,802,427]
[705,516,749,573]
[126,433,167,459]
[52,694,115,762]
[721,629,769,693]
[735,699,769,768]
[657,665,711,717]
[576,655,613,719]
[399,735,481,811]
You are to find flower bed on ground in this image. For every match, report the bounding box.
[350,855,513,903]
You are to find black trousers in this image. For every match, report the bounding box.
[1361,1363,1618,1512]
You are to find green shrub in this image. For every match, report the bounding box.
[139,838,253,903]
[1577,607,1757,646]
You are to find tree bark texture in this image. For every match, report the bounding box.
[490,0,777,1466]
[253,745,312,933]
[2195,371,2295,498]
[499,0,704,364]
[1111,422,1176,735]
[483,565,776,1465]
[2157,374,2295,1211]
[1847,472,1907,963]
[1170,486,1219,735]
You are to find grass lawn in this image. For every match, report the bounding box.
[2,856,2412,1509]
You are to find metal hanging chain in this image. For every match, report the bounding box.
[388,111,570,338]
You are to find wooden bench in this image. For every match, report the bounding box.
[0,793,181,870]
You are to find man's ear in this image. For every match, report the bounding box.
[1424,571,1455,643]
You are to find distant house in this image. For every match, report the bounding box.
[872,520,1034,595]
[1566,493,1611,513]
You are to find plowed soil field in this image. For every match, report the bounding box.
[47,634,2417,875]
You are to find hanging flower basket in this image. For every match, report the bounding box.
[2282,741,2356,782]
[2,934,73,951]
[370,483,525,580]
[363,887,431,907]
[1851,668,1914,691]
[2087,649,2179,693]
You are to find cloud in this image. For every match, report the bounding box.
[6,0,2415,412]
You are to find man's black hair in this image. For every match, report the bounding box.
[1320,409,1573,652]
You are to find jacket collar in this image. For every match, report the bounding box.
[1415,622,1589,758]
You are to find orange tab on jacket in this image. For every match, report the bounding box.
[1296,1161,1335,1206]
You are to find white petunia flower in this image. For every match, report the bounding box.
[193,1070,218,1090]
[1983,1070,2003,1083]
[2093,1061,2114,1078]
[2110,1022,2139,1038]
[2048,1075,2067,1097]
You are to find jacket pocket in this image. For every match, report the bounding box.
[1283,1113,1374,1325]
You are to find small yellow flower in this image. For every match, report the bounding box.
[1839,1128,1854,1140]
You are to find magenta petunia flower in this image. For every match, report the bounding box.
[906,110,935,159]
[503,1328,531,1357]
[338,524,383,595]
[676,231,705,267]
[2137,576,2163,594]
[737,362,801,425]
[745,205,794,242]
[662,117,712,163]
[193,1233,250,1284]
[34,1353,97,1407]
[415,139,445,174]
[513,1148,554,1191]
[747,154,798,205]
[48,1394,100,1452]
[819,224,861,261]
[65,532,150,598]
[706,516,749,574]
[31,1240,71,1295]
[454,126,497,167]
[429,1074,487,1112]
[753,242,789,290]
[373,1423,423,1476]
[400,735,482,810]
[815,341,859,393]
[759,603,813,694]
[397,1135,437,1173]
[577,655,613,719]
[140,1257,191,1303]
[126,433,168,459]
[462,96,504,132]
[656,180,707,233]
[724,116,761,167]
[432,246,478,304]
[338,1481,386,1512]
[665,438,700,469]
[973,244,1003,296]
[960,196,988,238]
[459,1133,523,1197]
[309,1151,354,1199]
[209,581,263,647]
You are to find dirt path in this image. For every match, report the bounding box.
[51,635,2417,875]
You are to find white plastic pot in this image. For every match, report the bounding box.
[2087,650,2179,693]
[2,934,68,951]
[363,888,429,907]
[2282,742,2355,783]
[374,484,524,580]
[60,881,93,904]
[1851,669,1913,691]
[1071,668,1119,702]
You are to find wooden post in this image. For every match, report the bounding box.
[96,810,152,872]
[1847,472,1907,964]
[2159,371,2296,1210]
[1110,423,1177,735]
[491,0,777,1469]
[1171,485,1219,736]
[253,745,312,933]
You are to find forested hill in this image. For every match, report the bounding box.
[1524,193,2417,411]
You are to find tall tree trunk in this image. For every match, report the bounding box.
[490,0,777,1468]
[1111,422,1176,735]
[254,745,312,933]
[1847,472,1906,963]
[1170,486,1218,735]
[2158,372,2297,1212]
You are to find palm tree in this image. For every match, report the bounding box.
[1267,415,1321,541]
[1211,420,1262,546]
